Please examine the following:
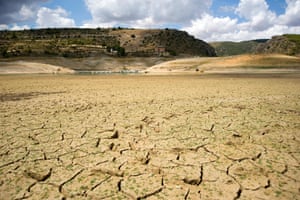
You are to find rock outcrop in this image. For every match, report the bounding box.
[255,34,300,55]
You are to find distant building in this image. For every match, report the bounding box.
[156,46,166,56]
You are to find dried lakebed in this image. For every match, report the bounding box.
[0,74,299,199]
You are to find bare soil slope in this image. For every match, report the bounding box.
[146,54,300,73]
[0,61,74,74]
[0,56,171,74]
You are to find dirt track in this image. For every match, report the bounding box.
[1,74,299,199]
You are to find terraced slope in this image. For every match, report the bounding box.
[0,28,216,58]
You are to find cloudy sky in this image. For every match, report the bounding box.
[0,0,299,41]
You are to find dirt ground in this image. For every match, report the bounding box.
[0,74,299,200]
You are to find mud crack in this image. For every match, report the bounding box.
[136,187,164,200]
[0,151,29,168]
[59,169,84,193]
[91,176,111,191]
[80,130,88,138]
[233,188,242,200]
[184,188,190,200]
[183,165,203,186]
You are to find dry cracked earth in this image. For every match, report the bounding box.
[0,74,299,200]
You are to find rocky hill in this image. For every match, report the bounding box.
[210,39,267,56]
[255,34,300,55]
[0,28,216,58]
[211,34,300,56]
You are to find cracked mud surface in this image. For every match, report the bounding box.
[1,74,299,199]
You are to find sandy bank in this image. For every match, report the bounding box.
[145,54,300,74]
[0,61,74,74]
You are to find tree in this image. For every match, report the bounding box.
[11,32,18,39]
[107,45,126,56]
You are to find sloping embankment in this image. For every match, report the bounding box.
[0,61,74,74]
[145,54,300,73]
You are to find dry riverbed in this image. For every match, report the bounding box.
[0,74,299,199]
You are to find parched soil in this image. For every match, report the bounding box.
[0,74,299,199]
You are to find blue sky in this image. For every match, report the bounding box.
[42,0,91,24]
[0,0,299,41]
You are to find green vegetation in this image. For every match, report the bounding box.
[284,34,300,55]
[106,45,126,56]
[167,49,177,56]
[210,40,267,56]
[284,34,300,43]
[211,34,300,56]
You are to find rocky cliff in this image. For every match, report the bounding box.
[255,34,300,55]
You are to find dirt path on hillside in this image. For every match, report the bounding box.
[0,75,299,199]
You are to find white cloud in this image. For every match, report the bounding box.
[184,14,238,41]
[235,0,276,31]
[0,23,30,31]
[134,17,156,29]
[84,0,147,23]
[0,0,48,24]
[36,7,75,28]
[83,0,300,42]
[0,24,9,30]
[2,0,300,42]
[10,23,30,31]
[83,0,212,28]
[278,0,300,26]
[150,0,211,24]
[235,0,268,20]
[183,0,300,42]
[19,5,36,21]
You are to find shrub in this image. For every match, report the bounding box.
[1,49,9,57]
[11,32,18,39]
[107,45,126,56]
[168,49,177,56]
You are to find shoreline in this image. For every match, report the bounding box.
[1,54,300,75]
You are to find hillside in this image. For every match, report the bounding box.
[256,34,300,55]
[0,28,216,58]
[210,34,300,56]
[210,39,267,56]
